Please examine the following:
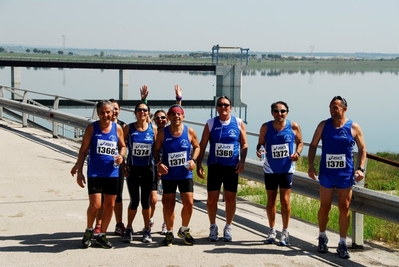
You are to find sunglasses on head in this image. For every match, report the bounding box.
[155,115,167,120]
[217,103,230,108]
[273,109,287,114]
[136,108,148,112]
[332,95,347,107]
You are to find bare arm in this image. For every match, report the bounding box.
[175,84,182,105]
[352,122,367,182]
[236,120,248,173]
[153,128,168,175]
[256,123,267,158]
[116,124,126,161]
[290,121,303,162]
[307,120,325,180]
[196,123,210,179]
[122,125,130,176]
[74,124,93,188]
[186,127,200,171]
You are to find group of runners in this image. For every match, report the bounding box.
[71,88,366,260]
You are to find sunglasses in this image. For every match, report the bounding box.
[273,109,287,114]
[136,108,148,112]
[154,115,167,120]
[217,103,230,108]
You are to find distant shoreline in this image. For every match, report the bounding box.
[1,48,398,72]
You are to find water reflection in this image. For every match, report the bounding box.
[0,66,398,154]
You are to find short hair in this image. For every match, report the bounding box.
[216,96,232,106]
[96,100,114,113]
[270,101,289,112]
[330,96,347,107]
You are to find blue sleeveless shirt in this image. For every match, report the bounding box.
[127,123,155,166]
[161,125,192,180]
[87,121,119,178]
[319,118,355,177]
[263,120,296,174]
[207,116,241,166]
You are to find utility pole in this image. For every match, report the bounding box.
[62,35,66,54]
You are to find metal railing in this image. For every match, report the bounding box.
[1,85,398,247]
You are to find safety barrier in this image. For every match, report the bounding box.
[1,85,399,247]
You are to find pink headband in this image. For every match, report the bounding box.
[167,105,184,115]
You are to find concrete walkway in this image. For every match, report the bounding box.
[0,118,398,267]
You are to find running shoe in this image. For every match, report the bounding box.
[160,222,167,235]
[337,242,351,259]
[161,232,174,246]
[208,224,219,242]
[265,228,276,244]
[123,227,134,243]
[178,227,195,246]
[279,230,289,246]
[96,234,113,249]
[82,228,93,248]
[142,228,152,243]
[223,225,232,242]
[114,222,126,236]
[92,224,101,239]
[317,235,329,253]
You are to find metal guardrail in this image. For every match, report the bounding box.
[241,158,399,224]
[0,56,217,66]
[1,85,399,247]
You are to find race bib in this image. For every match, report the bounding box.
[132,142,151,157]
[167,151,187,167]
[326,154,346,168]
[271,143,289,159]
[96,140,117,156]
[215,143,234,158]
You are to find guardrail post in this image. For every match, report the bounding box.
[351,157,368,248]
[0,86,3,119]
[52,96,60,138]
[21,90,29,127]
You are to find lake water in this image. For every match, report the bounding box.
[0,66,398,158]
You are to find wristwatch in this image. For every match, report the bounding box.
[357,167,365,172]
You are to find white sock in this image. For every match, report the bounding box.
[340,237,346,244]
[319,231,326,237]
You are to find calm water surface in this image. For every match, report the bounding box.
[0,67,398,157]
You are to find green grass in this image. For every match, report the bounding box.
[193,152,399,246]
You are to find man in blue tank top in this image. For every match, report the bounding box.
[256,101,303,246]
[74,100,126,249]
[197,96,248,242]
[308,96,366,259]
[153,104,200,246]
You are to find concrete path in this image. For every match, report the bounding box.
[0,118,398,267]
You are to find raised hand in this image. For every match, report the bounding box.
[140,85,149,99]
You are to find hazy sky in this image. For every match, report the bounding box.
[1,0,399,53]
